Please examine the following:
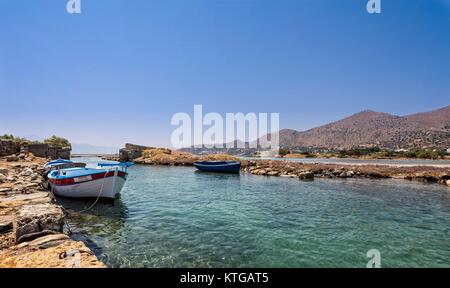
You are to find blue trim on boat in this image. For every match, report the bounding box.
[44,159,73,167]
[47,168,109,180]
[97,162,134,167]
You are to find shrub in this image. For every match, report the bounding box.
[44,135,71,148]
[0,134,37,145]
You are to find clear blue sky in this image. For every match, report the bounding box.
[1,0,449,148]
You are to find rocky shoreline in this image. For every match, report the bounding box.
[243,160,450,185]
[110,145,450,186]
[0,155,105,268]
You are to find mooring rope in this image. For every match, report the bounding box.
[77,169,109,213]
[47,167,111,231]
[48,168,74,234]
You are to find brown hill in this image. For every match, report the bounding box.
[278,105,450,149]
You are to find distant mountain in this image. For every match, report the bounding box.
[404,105,450,129]
[71,144,119,155]
[181,105,450,153]
[276,105,450,149]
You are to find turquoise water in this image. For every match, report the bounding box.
[62,158,450,268]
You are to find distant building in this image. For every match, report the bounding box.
[395,149,409,152]
[259,150,279,157]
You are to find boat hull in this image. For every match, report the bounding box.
[193,162,241,173]
[50,173,126,200]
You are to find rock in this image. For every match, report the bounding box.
[332,169,342,176]
[0,238,106,268]
[299,171,314,181]
[12,185,25,192]
[14,203,65,244]
[17,234,70,249]
[338,171,354,178]
[6,156,19,162]
[24,183,40,189]
[267,171,280,176]
[19,168,33,177]
[0,192,52,208]
[446,180,450,187]
[0,216,13,233]
[0,173,6,183]
[410,173,438,183]
[0,188,12,194]
[365,171,388,178]
[280,174,296,178]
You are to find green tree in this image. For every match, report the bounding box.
[0,134,35,145]
[44,135,71,148]
[0,134,14,141]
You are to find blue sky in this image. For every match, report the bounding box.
[1,0,449,149]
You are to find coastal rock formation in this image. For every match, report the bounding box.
[0,140,71,160]
[14,203,65,244]
[0,157,105,268]
[114,143,241,165]
[130,147,239,166]
[0,235,105,268]
[119,143,154,162]
[135,148,199,165]
[243,160,450,185]
[0,140,20,157]
[23,144,71,160]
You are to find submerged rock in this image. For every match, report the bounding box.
[298,171,314,181]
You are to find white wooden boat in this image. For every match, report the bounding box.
[47,162,133,200]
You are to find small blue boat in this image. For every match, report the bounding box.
[193,161,241,173]
[44,159,73,169]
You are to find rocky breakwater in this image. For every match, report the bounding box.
[244,160,450,186]
[0,155,105,268]
[133,148,239,166]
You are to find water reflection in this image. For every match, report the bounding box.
[57,196,128,260]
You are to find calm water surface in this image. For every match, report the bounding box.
[62,158,450,268]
